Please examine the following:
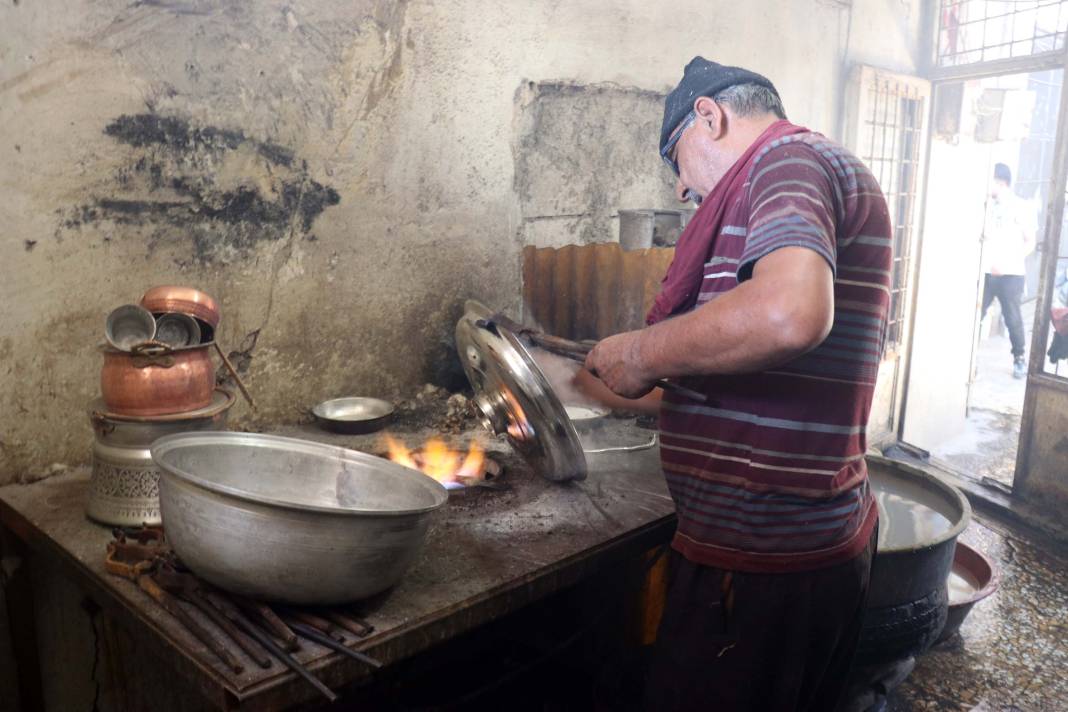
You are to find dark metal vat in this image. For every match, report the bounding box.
[858,455,971,664]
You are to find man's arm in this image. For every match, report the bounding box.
[587,141,842,398]
[585,246,834,397]
[570,367,663,414]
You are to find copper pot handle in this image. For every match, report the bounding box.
[129,340,172,356]
[128,340,176,368]
[214,342,256,409]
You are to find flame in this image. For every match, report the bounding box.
[383,435,484,487]
[384,435,419,470]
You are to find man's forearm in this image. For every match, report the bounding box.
[633,248,835,381]
[635,283,804,379]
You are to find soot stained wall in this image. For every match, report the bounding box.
[0,0,924,482]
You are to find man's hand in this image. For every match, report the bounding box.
[584,330,657,399]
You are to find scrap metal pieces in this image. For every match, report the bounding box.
[105,536,244,674]
[101,526,383,704]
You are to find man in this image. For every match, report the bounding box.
[584,58,891,711]
[980,163,1034,379]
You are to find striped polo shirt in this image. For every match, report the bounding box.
[659,132,890,573]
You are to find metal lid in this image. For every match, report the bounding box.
[88,387,236,423]
[455,300,586,482]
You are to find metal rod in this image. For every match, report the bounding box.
[141,576,244,674]
[213,341,256,409]
[286,621,383,670]
[478,314,710,403]
[543,346,710,404]
[190,591,272,669]
[205,593,337,703]
[154,569,273,669]
[323,610,374,638]
[232,596,300,652]
[280,609,346,642]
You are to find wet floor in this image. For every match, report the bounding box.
[933,408,1019,490]
[888,512,1068,711]
[930,308,1028,490]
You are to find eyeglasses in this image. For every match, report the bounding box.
[660,110,697,176]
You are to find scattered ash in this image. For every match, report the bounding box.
[392,384,478,434]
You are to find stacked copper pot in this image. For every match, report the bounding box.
[88,286,236,526]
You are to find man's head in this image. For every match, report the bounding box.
[993,162,1012,198]
[660,57,786,203]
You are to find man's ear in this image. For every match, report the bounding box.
[693,96,726,140]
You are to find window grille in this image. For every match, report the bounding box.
[938,0,1068,67]
[857,78,926,348]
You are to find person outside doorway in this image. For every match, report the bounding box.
[980,162,1035,379]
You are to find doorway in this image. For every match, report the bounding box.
[901,68,1064,489]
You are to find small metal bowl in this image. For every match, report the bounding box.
[155,312,202,348]
[312,397,395,434]
[105,304,157,351]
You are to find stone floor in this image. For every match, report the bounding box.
[888,511,1068,711]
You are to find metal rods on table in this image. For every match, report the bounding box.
[103,528,382,703]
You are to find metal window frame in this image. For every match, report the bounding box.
[1014,41,1068,494]
[898,24,1068,493]
[936,0,1068,71]
[844,66,930,352]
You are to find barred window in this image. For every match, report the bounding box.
[856,77,927,348]
[939,0,1068,67]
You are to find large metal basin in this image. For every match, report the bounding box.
[857,455,971,665]
[867,455,971,608]
[151,432,448,605]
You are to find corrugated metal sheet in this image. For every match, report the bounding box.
[521,243,675,341]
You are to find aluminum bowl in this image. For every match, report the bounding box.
[154,312,202,348]
[105,304,157,351]
[151,432,448,605]
[312,397,395,434]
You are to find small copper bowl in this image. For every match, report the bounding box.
[140,286,220,329]
[100,341,216,416]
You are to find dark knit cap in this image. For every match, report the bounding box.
[994,162,1012,185]
[660,56,780,154]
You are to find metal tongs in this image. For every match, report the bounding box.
[478,312,708,403]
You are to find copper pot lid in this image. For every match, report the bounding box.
[89,387,236,423]
[140,286,220,328]
[455,300,586,482]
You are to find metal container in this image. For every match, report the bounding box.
[858,456,971,665]
[105,304,157,351]
[86,389,235,526]
[936,540,1000,642]
[154,312,202,348]
[617,209,693,250]
[100,341,215,416]
[151,432,449,605]
[311,397,395,434]
[456,300,587,482]
[140,285,220,342]
[140,285,221,328]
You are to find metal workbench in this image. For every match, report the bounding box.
[0,422,675,710]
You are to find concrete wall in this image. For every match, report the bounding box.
[0,0,925,484]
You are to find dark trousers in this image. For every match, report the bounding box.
[644,530,876,712]
[981,274,1026,358]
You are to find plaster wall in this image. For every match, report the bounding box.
[0,0,924,483]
